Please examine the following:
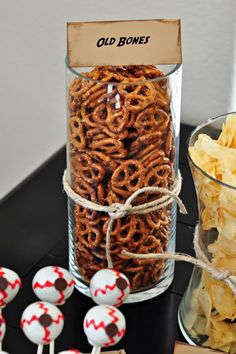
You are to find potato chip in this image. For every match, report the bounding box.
[209,235,236,257]
[208,320,236,348]
[218,114,236,148]
[211,282,236,319]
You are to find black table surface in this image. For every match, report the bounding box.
[0,123,197,354]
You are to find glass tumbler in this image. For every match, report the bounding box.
[66,62,182,302]
[178,113,236,352]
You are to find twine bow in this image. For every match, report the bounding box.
[63,170,236,296]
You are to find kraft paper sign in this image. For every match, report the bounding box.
[174,342,223,354]
[67,19,182,67]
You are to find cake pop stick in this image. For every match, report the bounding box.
[21,302,64,354]
[37,345,44,354]
[83,305,126,354]
[90,269,130,307]
[0,314,6,352]
[32,266,75,305]
[49,340,55,354]
[91,347,100,354]
[0,267,21,310]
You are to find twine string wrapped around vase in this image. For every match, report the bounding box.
[63,170,236,296]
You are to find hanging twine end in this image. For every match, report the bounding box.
[121,250,130,258]
[180,204,188,215]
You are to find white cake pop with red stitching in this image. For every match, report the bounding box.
[0,267,21,308]
[21,302,64,345]
[83,305,126,348]
[90,269,130,307]
[32,266,75,305]
[0,314,6,342]
[0,352,10,353]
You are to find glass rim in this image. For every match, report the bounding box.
[187,112,236,191]
[65,56,181,85]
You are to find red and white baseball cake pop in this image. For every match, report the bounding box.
[32,266,75,305]
[90,269,130,307]
[21,302,64,345]
[0,267,21,308]
[83,305,126,348]
[0,314,6,342]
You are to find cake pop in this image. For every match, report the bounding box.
[84,304,126,354]
[32,266,75,305]
[90,269,130,307]
[21,301,64,354]
[0,267,21,308]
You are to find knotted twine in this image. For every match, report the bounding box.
[63,170,236,296]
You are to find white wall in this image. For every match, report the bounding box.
[0,0,236,199]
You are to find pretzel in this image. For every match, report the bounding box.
[134,236,164,265]
[75,204,98,223]
[75,218,102,248]
[92,103,129,133]
[68,78,83,113]
[107,106,129,133]
[118,78,156,112]
[144,209,170,230]
[99,67,127,82]
[90,137,127,159]
[103,215,148,246]
[155,109,170,132]
[141,149,168,168]
[164,126,174,158]
[131,269,151,290]
[111,160,145,198]
[129,131,162,156]
[150,263,165,284]
[75,205,108,227]
[72,153,105,184]
[77,244,94,262]
[125,65,164,79]
[134,106,159,133]
[144,152,170,170]
[153,226,169,245]
[87,150,119,171]
[135,144,157,160]
[71,175,96,201]
[87,126,129,141]
[144,164,171,188]
[69,116,87,149]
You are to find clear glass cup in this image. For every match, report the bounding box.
[66,61,182,302]
[178,113,236,352]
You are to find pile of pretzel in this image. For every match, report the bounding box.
[68,65,175,291]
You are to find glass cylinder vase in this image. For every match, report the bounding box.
[178,113,236,352]
[66,62,182,303]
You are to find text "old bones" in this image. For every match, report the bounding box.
[97,36,150,47]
